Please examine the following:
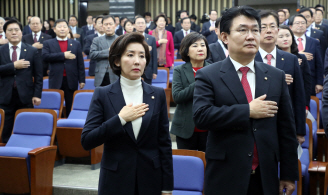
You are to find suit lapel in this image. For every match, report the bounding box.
[275,49,285,70]
[254,61,270,98]
[216,42,226,60]
[53,39,62,52]
[19,43,27,60]
[107,79,136,143]
[39,33,45,43]
[67,39,73,52]
[137,81,155,142]
[183,62,195,84]
[220,58,248,104]
[255,52,263,62]
[305,36,312,52]
[2,44,11,63]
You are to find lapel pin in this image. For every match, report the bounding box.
[152,96,155,99]
[264,77,268,80]
[24,49,26,51]
[147,38,148,40]
[281,58,284,60]
[70,44,72,46]
[42,36,43,38]
[314,31,316,33]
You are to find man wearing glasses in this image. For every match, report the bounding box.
[255,10,306,144]
[193,6,299,195]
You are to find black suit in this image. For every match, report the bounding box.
[0,42,43,143]
[315,24,328,48]
[82,25,93,35]
[22,25,31,35]
[310,28,326,60]
[296,53,312,108]
[22,32,52,76]
[145,22,156,34]
[83,33,98,76]
[115,26,124,36]
[81,80,173,194]
[175,21,196,33]
[323,76,328,135]
[173,30,194,59]
[165,24,175,36]
[142,34,157,84]
[70,26,85,48]
[206,41,226,64]
[201,21,218,44]
[193,58,298,195]
[86,30,95,36]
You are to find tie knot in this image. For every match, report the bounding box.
[12,46,17,50]
[239,67,250,75]
[266,54,273,61]
[297,37,302,41]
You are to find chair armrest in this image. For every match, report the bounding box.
[308,161,319,172]
[317,129,325,135]
[0,143,6,146]
[28,146,57,156]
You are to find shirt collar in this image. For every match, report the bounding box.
[97,32,105,37]
[306,25,312,33]
[217,39,226,50]
[33,31,41,37]
[258,46,277,61]
[70,26,76,30]
[182,29,190,34]
[294,34,306,42]
[311,22,316,28]
[230,56,255,73]
[9,41,22,49]
[56,36,68,41]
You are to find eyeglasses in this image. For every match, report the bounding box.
[261,25,277,31]
[231,28,260,36]
[293,21,306,26]
[7,28,20,33]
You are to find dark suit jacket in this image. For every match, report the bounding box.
[173,30,194,59]
[310,28,326,60]
[304,36,323,95]
[175,21,196,33]
[83,34,98,76]
[82,25,93,35]
[115,26,124,36]
[255,50,306,136]
[324,48,328,76]
[193,58,299,195]
[23,25,31,35]
[0,42,43,105]
[315,24,328,47]
[206,41,226,64]
[171,61,209,138]
[201,21,218,44]
[296,53,312,108]
[22,32,52,76]
[145,22,156,34]
[81,79,173,194]
[42,38,85,90]
[86,30,95,36]
[322,76,328,135]
[165,24,175,36]
[70,26,85,48]
[143,34,157,80]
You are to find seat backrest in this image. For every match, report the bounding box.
[69,90,94,119]
[85,69,89,77]
[152,68,169,89]
[6,109,57,149]
[34,89,64,118]
[173,155,204,192]
[43,77,49,89]
[79,77,95,90]
[316,91,322,100]
[84,61,90,68]
[174,61,185,67]
[305,118,313,160]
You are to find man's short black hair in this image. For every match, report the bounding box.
[69,15,78,21]
[95,15,104,24]
[282,7,290,13]
[114,15,120,18]
[180,10,189,17]
[103,15,115,24]
[48,18,55,22]
[180,17,191,24]
[54,19,69,27]
[3,19,23,33]
[288,14,307,25]
[315,4,325,11]
[189,14,197,21]
[259,10,279,26]
[154,14,168,24]
[143,12,151,17]
[135,15,146,23]
[277,9,286,16]
[220,6,261,35]
[298,8,313,17]
[120,17,127,24]
[215,17,221,28]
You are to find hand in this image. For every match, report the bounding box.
[315,85,323,93]
[299,51,313,61]
[32,42,43,49]
[209,26,215,31]
[118,103,149,122]
[64,51,76,59]
[79,83,85,89]
[279,180,295,195]
[153,74,157,80]
[249,94,278,119]
[149,46,152,51]
[158,39,168,44]
[32,97,41,106]
[298,58,302,65]
[285,74,293,85]
[73,33,80,38]
[14,59,30,69]
[0,39,9,44]
[296,135,305,145]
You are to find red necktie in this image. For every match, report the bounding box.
[0,35,2,39]
[186,31,188,36]
[266,54,273,65]
[12,46,17,88]
[33,33,37,43]
[298,38,304,52]
[239,67,259,171]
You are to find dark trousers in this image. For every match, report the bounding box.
[0,88,33,143]
[100,73,110,86]
[60,76,75,117]
[247,167,264,195]
[176,131,208,152]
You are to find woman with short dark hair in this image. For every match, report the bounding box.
[123,19,135,34]
[170,32,210,152]
[82,32,173,195]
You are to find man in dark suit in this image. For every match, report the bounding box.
[144,12,156,34]
[190,14,201,32]
[256,10,306,144]
[0,17,8,46]
[173,17,194,59]
[42,19,85,117]
[201,10,218,44]
[22,15,32,35]
[83,15,105,76]
[315,8,328,29]
[193,6,298,195]
[0,20,43,143]
[175,10,197,33]
[290,14,324,95]
[135,15,157,84]
[165,17,175,36]
[206,17,227,64]
[69,15,85,48]
[315,4,328,25]
[82,15,94,35]
[22,17,52,76]
[115,17,127,36]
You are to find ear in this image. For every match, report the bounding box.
[221,32,228,45]
[114,59,120,67]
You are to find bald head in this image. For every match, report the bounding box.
[30,16,43,33]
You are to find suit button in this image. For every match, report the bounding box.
[253,128,257,132]
[248,152,252,157]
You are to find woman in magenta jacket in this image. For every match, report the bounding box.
[149,14,174,68]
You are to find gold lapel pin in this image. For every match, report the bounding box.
[24,49,26,51]
[264,77,268,80]
[281,58,284,60]
[152,96,155,99]
[42,36,44,38]
[314,31,316,33]
[70,44,72,46]
[147,38,148,40]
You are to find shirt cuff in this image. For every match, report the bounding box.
[161,191,172,193]
[118,115,127,126]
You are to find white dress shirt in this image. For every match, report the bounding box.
[97,32,105,37]
[56,36,68,41]
[306,25,312,37]
[294,34,306,50]
[210,20,216,27]
[0,32,5,39]
[9,42,22,61]
[230,57,256,99]
[33,31,42,41]
[146,22,151,28]
[88,24,93,30]
[70,26,77,40]
[182,29,190,37]
[258,46,277,67]
[218,39,227,55]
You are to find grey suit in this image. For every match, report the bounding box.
[90,34,119,87]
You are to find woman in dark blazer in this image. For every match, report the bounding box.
[81,32,173,195]
[171,32,210,152]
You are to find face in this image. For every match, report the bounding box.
[310,8,316,22]
[260,15,278,46]
[0,20,5,33]
[30,17,42,33]
[156,17,166,29]
[290,16,307,35]
[86,16,93,24]
[27,16,32,24]
[145,16,151,23]
[215,24,221,40]
[300,11,312,28]
[49,20,55,28]
[221,15,260,57]
[167,17,171,24]
[317,7,324,13]
[69,17,78,27]
[54,21,69,38]
[103,17,116,36]
[210,11,218,21]
[135,18,146,33]
[43,21,50,29]
[120,18,127,27]
[190,18,196,23]
[125,22,134,33]
[95,18,104,33]
[316,11,323,23]
[117,42,147,80]
[278,12,286,24]
[180,12,188,19]
[115,17,120,25]
[283,9,290,18]
[181,18,191,31]
[5,23,22,45]
[92,18,96,27]
[276,29,292,49]
[188,39,207,61]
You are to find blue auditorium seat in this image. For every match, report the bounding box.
[85,69,89,77]
[153,68,169,89]
[43,76,49,89]
[84,60,90,69]
[79,77,95,90]
[0,109,4,143]
[34,89,64,118]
